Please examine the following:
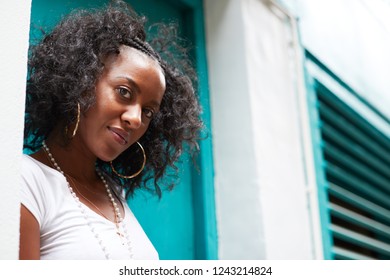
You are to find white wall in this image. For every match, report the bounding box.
[204,0,266,259]
[205,0,318,259]
[0,0,31,259]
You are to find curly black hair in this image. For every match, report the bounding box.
[24,0,203,198]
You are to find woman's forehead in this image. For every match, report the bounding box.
[103,45,162,72]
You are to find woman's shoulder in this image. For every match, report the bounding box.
[20,153,69,217]
[23,152,59,171]
[21,153,63,185]
[20,154,65,227]
[22,154,45,177]
[21,154,46,189]
[22,153,41,166]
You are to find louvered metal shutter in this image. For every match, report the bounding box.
[315,82,390,260]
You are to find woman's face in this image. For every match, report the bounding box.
[77,45,166,162]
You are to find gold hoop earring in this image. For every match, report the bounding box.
[71,103,81,138]
[110,141,146,179]
[65,103,81,138]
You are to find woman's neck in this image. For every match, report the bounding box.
[41,129,99,184]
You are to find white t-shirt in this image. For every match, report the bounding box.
[20,154,159,260]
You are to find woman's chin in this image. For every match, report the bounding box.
[97,153,119,163]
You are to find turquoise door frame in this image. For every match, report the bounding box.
[27,0,217,260]
[176,0,217,260]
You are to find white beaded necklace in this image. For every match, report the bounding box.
[42,140,133,260]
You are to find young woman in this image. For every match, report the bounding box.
[20,1,202,260]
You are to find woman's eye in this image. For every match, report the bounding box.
[117,87,132,99]
[143,108,154,119]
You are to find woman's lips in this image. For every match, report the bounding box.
[108,127,129,145]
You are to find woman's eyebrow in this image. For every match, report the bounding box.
[116,76,140,94]
[116,75,161,108]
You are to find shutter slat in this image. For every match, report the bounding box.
[329,183,390,224]
[326,164,390,209]
[319,104,390,165]
[330,225,390,256]
[317,83,390,150]
[324,143,390,193]
[322,124,390,180]
[332,246,375,260]
[329,203,390,239]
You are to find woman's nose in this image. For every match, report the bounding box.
[121,104,142,129]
